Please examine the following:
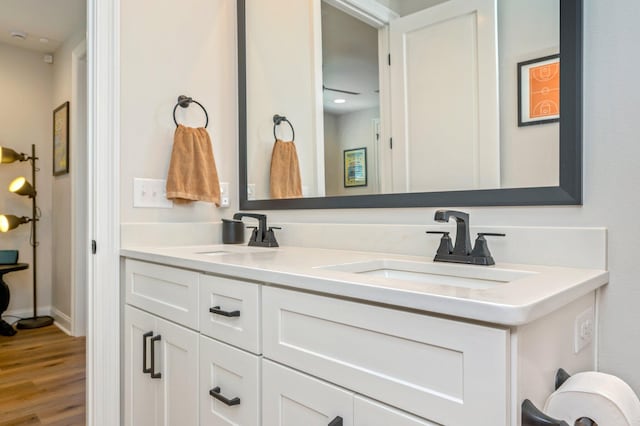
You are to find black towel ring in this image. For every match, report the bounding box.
[273,114,295,141]
[173,95,209,128]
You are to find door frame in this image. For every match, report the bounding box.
[70,40,87,337]
[86,0,121,423]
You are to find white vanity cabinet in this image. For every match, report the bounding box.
[122,252,600,426]
[124,259,261,426]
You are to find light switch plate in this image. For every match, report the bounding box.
[219,182,230,207]
[247,183,256,200]
[133,178,173,208]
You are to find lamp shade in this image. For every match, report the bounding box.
[9,177,36,197]
[0,215,30,232]
[0,147,26,163]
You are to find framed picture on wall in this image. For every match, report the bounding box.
[344,147,367,188]
[518,54,560,126]
[53,101,70,176]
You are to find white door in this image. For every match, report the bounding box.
[354,396,438,426]
[200,336,260,425]
[262,360,353,426]
[124,306,159,426]
[390,0,500,192]
[156,316,199,426]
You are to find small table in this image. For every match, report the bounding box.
[0,263,29,336]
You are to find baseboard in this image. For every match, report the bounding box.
[2,306,52,323]
[51,307,72,335]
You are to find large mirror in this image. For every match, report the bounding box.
[238,0,582,209]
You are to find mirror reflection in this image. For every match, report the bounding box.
[246,0,560,201]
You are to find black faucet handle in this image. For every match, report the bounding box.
[470,233,506,265]
[264,227,280,247]
[427,231,453,256]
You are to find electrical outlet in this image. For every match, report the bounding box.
[247,183,256,201]
[574,306,595,354]
[133,178,173,208]
[219,182,230,208]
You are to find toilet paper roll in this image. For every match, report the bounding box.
[544,372,640,426]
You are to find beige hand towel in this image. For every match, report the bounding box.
[166,125,220,206]
[270,139,302,199]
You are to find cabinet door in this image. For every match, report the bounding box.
[354,396,438,426]
[124,306,159,426]
[263,360,353,426]
[200,336,260,425]
[155,316,199,426]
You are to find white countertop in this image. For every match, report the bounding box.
[121,244,608,326]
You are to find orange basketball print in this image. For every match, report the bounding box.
[529,62,560,119]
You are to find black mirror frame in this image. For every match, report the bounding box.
[238,0,582,210]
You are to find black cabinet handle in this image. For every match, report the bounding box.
[150,334,162,379]
[209,386,240,406]
[328,416,343,426]
[142,331,153,374]
[209,306,240,317]
[522,399,569,426]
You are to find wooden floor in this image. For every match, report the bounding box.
[0,325,86,425]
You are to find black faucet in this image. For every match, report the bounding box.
[232,212,280,247]
[433,210,472,255]
[428,210,504,266]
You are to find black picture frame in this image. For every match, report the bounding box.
[518,54,560,127]
[53,101,70,176]
[343,148,367,188]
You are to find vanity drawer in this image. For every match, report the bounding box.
[200,335,260,426]
[262,286,509,426]
[199,274,261,354]
[125,259,199,329]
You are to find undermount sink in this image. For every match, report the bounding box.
[318,259,536,290]
[197,250,233,256]
[195,246,264,256]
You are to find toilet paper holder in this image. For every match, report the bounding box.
[522,369,596,426]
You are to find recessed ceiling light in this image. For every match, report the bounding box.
[10,31,27,40]
[39,38,49,44]
[334,99,346,104]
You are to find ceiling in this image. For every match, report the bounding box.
[0,0,86,53]
[322,2,380,115]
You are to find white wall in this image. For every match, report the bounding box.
[51,30,86,323]
[120,0,238,224]
[119,0,640,394]
[498,0,559,188]
[0,43,53,317]
[324,108,379,196]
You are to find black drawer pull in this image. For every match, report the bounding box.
[209,306,240,317]
[328,416,343,426]
[150,334,162,379]
[142,331,153,374]
[209,386,240,406]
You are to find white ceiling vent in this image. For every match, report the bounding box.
[10,31,28,40]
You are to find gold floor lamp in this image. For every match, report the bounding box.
[0,144,54,329]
